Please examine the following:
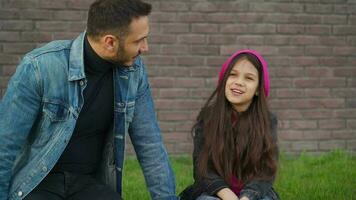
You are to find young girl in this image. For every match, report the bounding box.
[180,50,279,200]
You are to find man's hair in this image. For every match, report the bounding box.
[86,0,151,39]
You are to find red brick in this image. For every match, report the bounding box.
[21,31,52,42]
[159,112,190,121]
[145,56,176,65]
[347,120,356,129]
[277,24,304,34]
[289,56,319,66]
[53,10,87,21]
[247,24,276,34]
[20,9,52,20]
[66,0,92,10]
[178,34,206,44]
[320,78,346,87]
[294,78,319,88]
[322,15,347,24]
[177,13,206,23]
[149,78,174,88]
[333,25,356,35]
[334,109,356,118]
[319,98,345,109]
[175,78,205,88]
[0,32,21,42]
[159,122,175,132]
[190,45,219,55]
[152,67,190,77]
[38,0,67,9]
[175,122,194,132]
[290,15,322,24]
[160,2,189,11]
[319,36,346,46]
[289,36,319,45]
[189,89,214,99]
[250,3,303,13]
[191,2,217,12]
[319,120,346,129]
[150,12,176,23]
[235,13,264,23]
[161,24,189,33]
[161,45,189,55]
[2,20,33,31]
[303,110,333,119]
[303,130,332,140]
[220,24,248,33]
[3,43,36,54]
[320,57,345,66]
[305,89,330,98]
[333,47,356,56]
[35,21,69,31]
[52,32,80,40]
[263,14,290,23]
[217,2,249,12]
[305,46,332,56]
[208,35,237,45]
[190,67,219,77]
[290,120,317,130]
[4,0,39,9]
[264,35,289,45]
[319,140,346,151]
[270,78,293,88]
[332,130,356,139]
[275,67,304,77]
[206,13,235,23]
[274,110,303,119]
[306,4,333,13]
[346,140,356,151]
[305,67,332,77]
[278,46,304,56]
[237,35,264,45]
[267,56,290,66]
[192,24,219,33]
[0,9,20,19]
[306,25,331,35]
[333,67,356,77]
[0,54,20,64]
[159,89,189,99]
[279,130,304,140]
[291,141,318,151]
[176,56,205,66]
[1,65,17,76]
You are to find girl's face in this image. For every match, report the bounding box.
[225,57,259,112]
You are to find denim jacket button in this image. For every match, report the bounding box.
[42,166,48,172]
[17,191,23,197]
[116,167,122,172]
[79,80,84,86]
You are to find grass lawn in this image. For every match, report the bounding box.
[122,150,355,200]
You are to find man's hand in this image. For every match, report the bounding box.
[239,197,250,200]
[216,188,239,200]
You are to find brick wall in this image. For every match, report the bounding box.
[0,0,355,155]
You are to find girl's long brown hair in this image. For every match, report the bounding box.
[196,53,278,184]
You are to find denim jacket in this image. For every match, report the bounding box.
[0,33,177,200]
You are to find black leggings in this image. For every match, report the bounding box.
[24,172,122,200]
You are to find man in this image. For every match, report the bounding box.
[0,0,177,199]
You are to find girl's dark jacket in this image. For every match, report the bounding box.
[179,114,279,200]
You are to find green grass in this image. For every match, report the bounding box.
[123,150,356,200]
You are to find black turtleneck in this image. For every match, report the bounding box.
[52,35,114,174]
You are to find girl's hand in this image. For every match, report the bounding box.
[239,197,250,200]
[217,188,239,200]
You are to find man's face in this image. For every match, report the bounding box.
[113,16,149,66]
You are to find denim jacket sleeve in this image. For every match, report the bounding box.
[0,56,42,200]
[128,65,177,200]
[239,113,279,200]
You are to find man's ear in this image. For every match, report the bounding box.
[103,35,118,51]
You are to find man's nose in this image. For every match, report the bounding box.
[140,38,149,53]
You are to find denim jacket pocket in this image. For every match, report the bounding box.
[43,101,69,122]
[30,101,69,148]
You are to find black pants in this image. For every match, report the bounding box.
[24,172,122,200]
